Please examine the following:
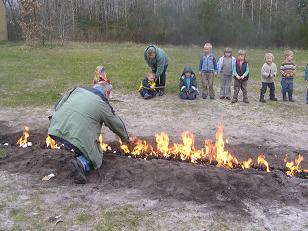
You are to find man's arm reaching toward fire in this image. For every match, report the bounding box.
[100,104,130,143]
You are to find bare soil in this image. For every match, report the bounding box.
[0,91,308,231]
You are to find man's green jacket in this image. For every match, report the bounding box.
[48,87,129,169]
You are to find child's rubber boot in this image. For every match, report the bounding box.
[260,93,266,103]
[288,92,295,102]
[282,92,288,101]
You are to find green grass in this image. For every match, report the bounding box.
[0,148,7,158]
[95,205,144,231]
[0,42,307,106]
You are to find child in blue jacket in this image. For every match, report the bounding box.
[199,43,218,99]
[179,67,198,100]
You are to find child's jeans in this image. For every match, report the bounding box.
[281,78,293,99]
[140,89,157,97]
[179,89,197,100]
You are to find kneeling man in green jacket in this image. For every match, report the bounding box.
[48,66,132,184]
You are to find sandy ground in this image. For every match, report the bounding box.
[0,90,308,231]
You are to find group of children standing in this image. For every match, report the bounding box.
[139,43,308,104]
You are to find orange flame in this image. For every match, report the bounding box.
[16,126,30,147]
[214,124,238,168]
[46,135,59,149]
[257,154,270,172]
[242,158,253,169]
[119,139,130,154]
[155,132,170,158]
[99,134,109,152]
[119,125,242,169]
[285,154,304,176]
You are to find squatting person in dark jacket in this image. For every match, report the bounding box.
[179,66,199,100]
[144,44,169,96]
[48,66,133,184]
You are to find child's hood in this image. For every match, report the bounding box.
[182,66,195,76]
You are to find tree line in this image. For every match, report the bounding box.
[3,0,308,47]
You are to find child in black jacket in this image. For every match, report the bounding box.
[139,72,158,99]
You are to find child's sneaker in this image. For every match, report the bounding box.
[270,97,277,101]
[243,99,249,103]
[231,98,238,103]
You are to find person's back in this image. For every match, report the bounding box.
[48,87,129,180]
[48,88,109,169]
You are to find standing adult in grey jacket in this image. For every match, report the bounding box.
[144,45,169,96]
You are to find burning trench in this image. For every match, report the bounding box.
[12,125,308,179]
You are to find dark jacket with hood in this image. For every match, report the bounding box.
[179,67,198,92]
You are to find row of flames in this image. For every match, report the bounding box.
[16,125,307,177]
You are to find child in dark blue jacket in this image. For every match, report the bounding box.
[305,64,308,104]
[179,67,198,100]
[138,72,158,99]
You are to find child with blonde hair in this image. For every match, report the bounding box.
[217,47,236,100]
[232,50,250,103]
[199,42,218,99]
[138,72,158,99]
[280,50,296,102]
[93,66,110,85]
[259,53,278,103]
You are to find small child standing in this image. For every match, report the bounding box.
[305,64,308,104]
[259,53,278,103]
[280,50,296,102]
[138,72,158,99]
[217,47,236,100]
[199,43,218,99]
[179,66,198,100]
[232,50,250,103]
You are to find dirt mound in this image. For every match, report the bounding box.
[0,129,307,215]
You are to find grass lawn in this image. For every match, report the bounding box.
[0,41,307,106]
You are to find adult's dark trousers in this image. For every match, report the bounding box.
[153,65,168,89]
